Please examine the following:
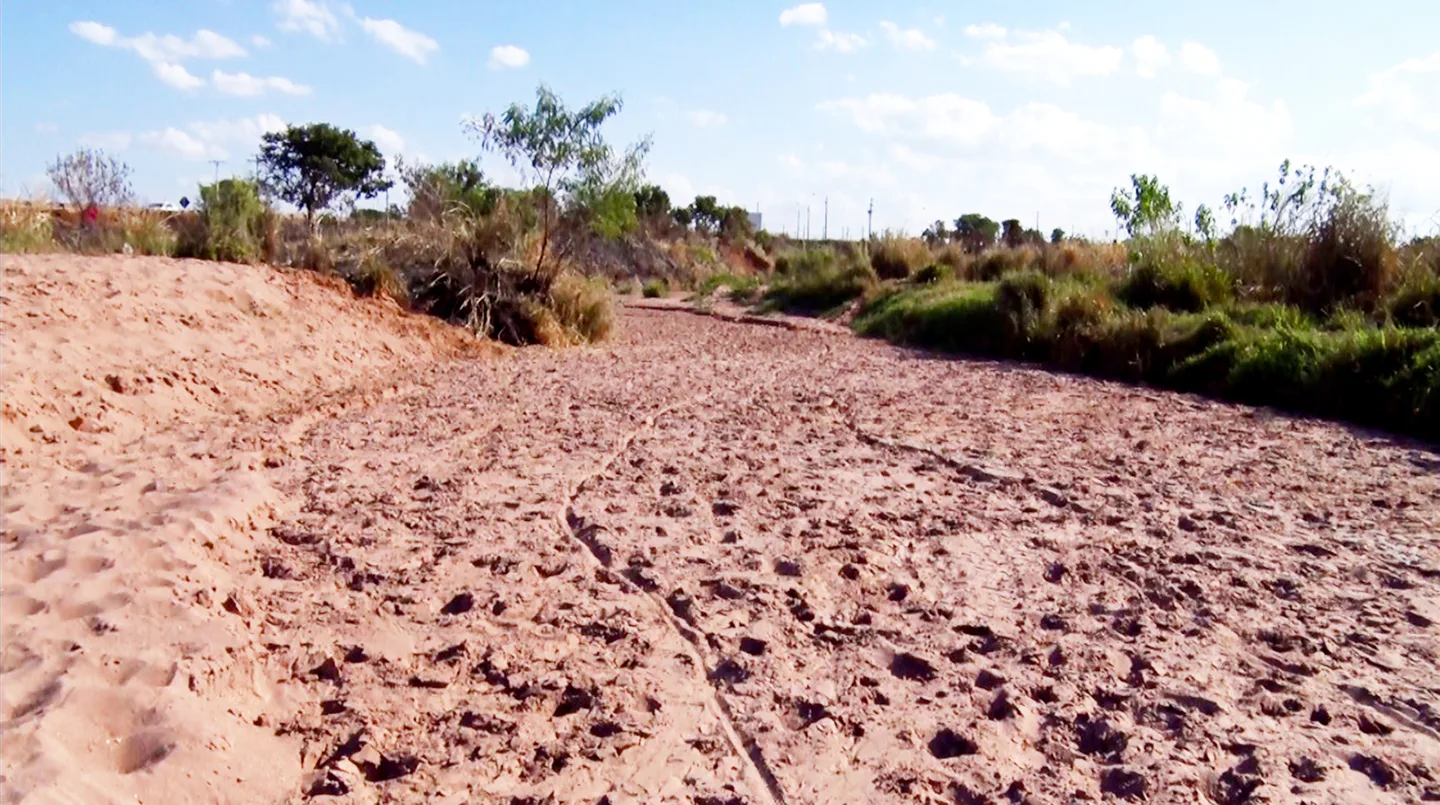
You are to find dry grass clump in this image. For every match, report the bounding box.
[869,232,929,279]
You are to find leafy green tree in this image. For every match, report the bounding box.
[465,84,628,272]
[633,184,671,223]
[401,158,500,219]
[47,147,133,209]
[671,206,694,228]
[953,214,999,253]
[566,135,651,240]
[1110,174,1181,237]
[1050,228,1065,244]
[258,123,390,228]
[689,195,722,233]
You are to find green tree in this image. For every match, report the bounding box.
[1110,174,1181,237]
[1050,228,1065,244]
[258,123,390,228]
[465,84,626,272]
[400,158,499,219]
[47,147,133,210]
[953,214,999,253]
[689,195,722,233]
[671,206,694,228]
[566,135,651,240]
[633,184,671,223]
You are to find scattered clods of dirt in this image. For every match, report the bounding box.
[1100,767,1147,800]
[738,637,767,656]
[1350,754,1397,788]
[774,559,803,577]
[889,652,938,682]
[1075,715,1128,761]
[927,728,978,759]
[553,685,594,718]
[440,592,474,615]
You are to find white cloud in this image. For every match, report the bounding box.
[779,3,827,27]
[816,29,868,53]
[879,21,936,52]
[70,25,248,61]
[1158,78,1291,157]
[67,21,247,91]
[815,92,1145,166]
[966,27,1123,85]
[251,34,273,48]
[272,0,341,42]
[1132,35,1170,78]
[152,62,205,90]
[211,70,312,97]
[69,21,119,46]
[140,114,286,162]
[78,131,133,151]
[488,44,529,69]
[963,23,1006,40]
[688,109,728,128]
[187,114,286,148]
[1177,41,1221,76]
[366,124,406,156]
[140,128,211,160]
[1354,51,1440,134]
[360,17,438,64]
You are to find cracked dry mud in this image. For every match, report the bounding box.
[255,306,1438,804]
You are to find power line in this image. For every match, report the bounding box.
[208,159,225,183]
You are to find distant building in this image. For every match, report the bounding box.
[747,211,763,231]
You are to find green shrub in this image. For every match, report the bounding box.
[913,263,953,285]
[642,278,669,298]
[995,270,1051,348]
[1297,191,1397,313]
[181,179,265,263]
[765,245,877,314]
[1382,274,1440,328]
[970,246,1038,280]
[696,271,762,299]
[1227,302,1313,330]
[1116,252,1231,312]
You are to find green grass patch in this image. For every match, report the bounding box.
[855,276,1440,441]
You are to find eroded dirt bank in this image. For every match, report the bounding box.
[258,307,1438,804]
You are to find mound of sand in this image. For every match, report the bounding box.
[1,255,479,804]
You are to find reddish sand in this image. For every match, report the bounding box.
[3,255,1437,804]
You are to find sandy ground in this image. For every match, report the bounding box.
[4,256,1439,804]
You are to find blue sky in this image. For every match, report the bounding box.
[3,1,1438,237]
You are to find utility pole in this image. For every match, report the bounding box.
[806,204,811,241]
[823,196,828,240]
[208,159,225,183]
[867,199,874,240]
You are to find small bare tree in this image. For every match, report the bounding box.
[47,148,134,209]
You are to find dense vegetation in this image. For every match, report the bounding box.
[763,166,1439,441]
[4,89,1436,440]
